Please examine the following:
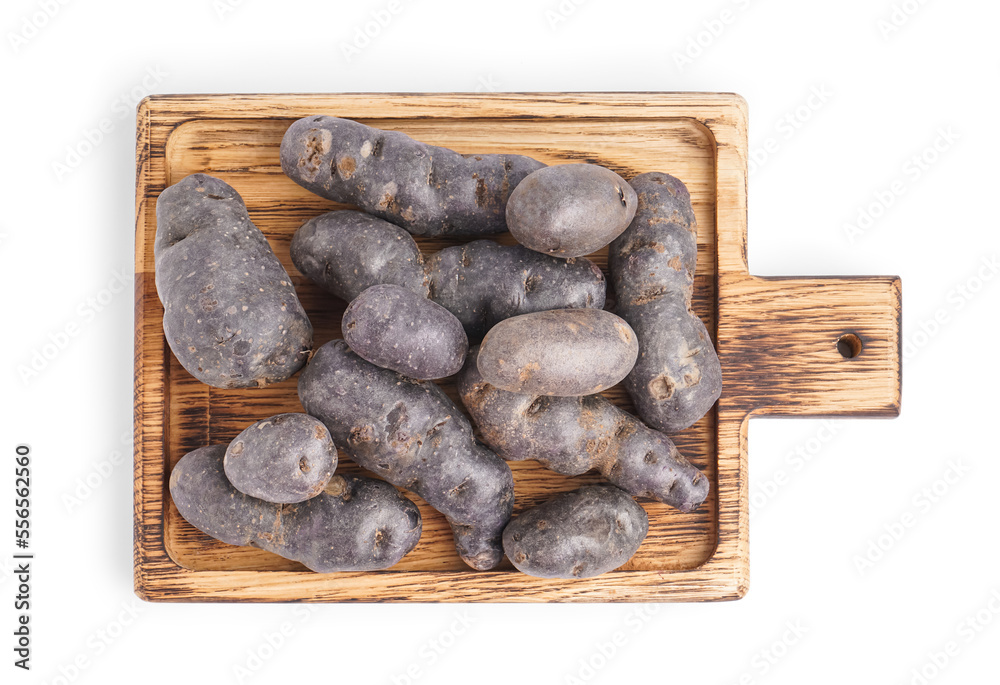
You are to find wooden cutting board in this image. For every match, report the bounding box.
[134,93,901,602]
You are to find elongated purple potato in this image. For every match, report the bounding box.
[503,486,648,578]
[298,340,514,570]
[169,446,421,572]
[609,172,722,433]
[289,211,607,340]
[458,347,709,512]
[343,284,468,380]
[280,116,545,237]
[154,173,312,388]
[477,309,638,396]
[224,413,336,504]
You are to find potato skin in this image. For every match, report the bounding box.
[502,486,648,578]
[280,116,544,237]
[224,413,337,504]
[290,210,428,302]
[343,284,469,380]
[609,172,722,432]
[169,445,421,572]
[427,240,607,340]
[298,340,514,570]
[170,445,271,548]
[506,164,638,258]
[290,211,607,339]
[477,309,638,396]
[459,347,709,512]
[154,173,312,388]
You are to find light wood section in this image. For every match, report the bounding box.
[134,93,900,602]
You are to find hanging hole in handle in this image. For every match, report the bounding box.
[837,333,863,359]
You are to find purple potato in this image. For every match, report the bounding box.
[343,284,468,380]
[290,210,428,302]
[458,347,709,513]
[426,240,606,340]
[169,445,421,572]
[506,164,638,258]
[609,172,722,433]
[502,486,648,579]
[280,116,544,237]
[298,340,514,570]
[477,309,638,396]
[154,173,312,388]
[224,413,337,504]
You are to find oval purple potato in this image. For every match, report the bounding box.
[224,413,337,504]
[280,116,544,237]
[506,164,638,258]
[502,486,648,579]
[169,445,421,573]
[298,340,514,570]
[609,172,722,432]
[343,284,469,380]
[154,173,312,388]
[477,309,638,396]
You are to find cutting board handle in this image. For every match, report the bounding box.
[718,275,902,418]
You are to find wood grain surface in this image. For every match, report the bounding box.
[134,93,901,602]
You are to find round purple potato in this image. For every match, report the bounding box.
[289,211,607,341]
[298,340,514,570]
[609,172,722,432]
[343,285,468,380]
[502,486,648,579]
[506,164,638,258]
[458,347,709,513]
[290,210,428,302]
[477,309,638,396]
[154,173,312,388]
[169,445,422,572]
[280,116,545,237]
[224,413,337,504]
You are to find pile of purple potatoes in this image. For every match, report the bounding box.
[159,115,721,578]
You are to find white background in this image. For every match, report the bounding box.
[3,0,999,683]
